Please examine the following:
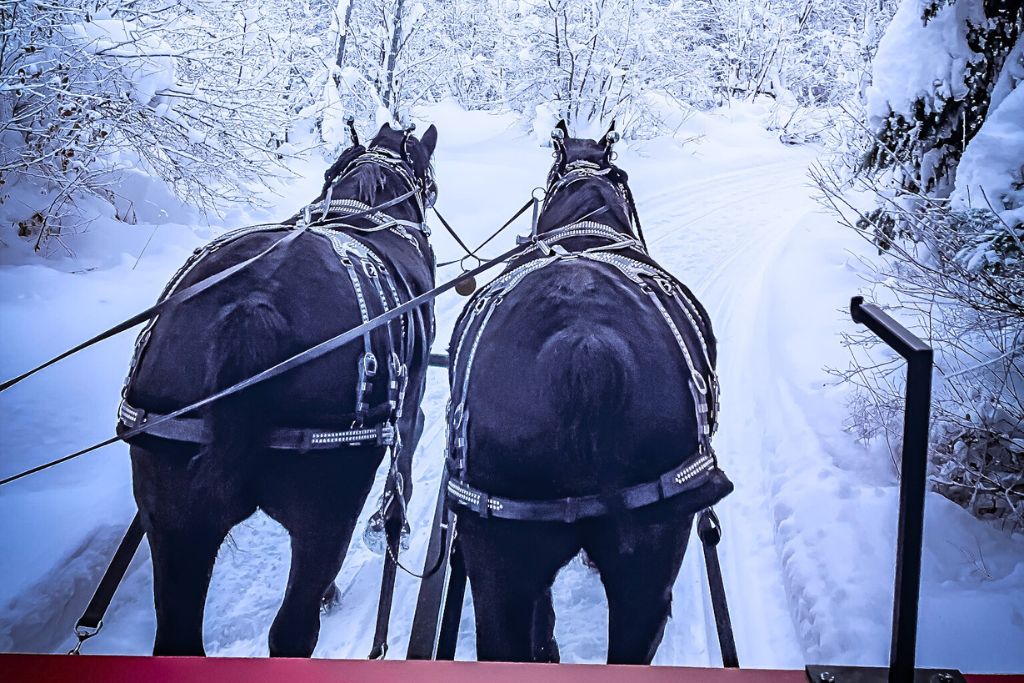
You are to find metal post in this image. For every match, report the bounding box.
[807,298,957,683]
[849,297,932,683]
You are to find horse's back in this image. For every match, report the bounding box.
[457,258,700,499]
[127,228,426,428]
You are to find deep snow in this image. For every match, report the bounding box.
[1,102,1022,672]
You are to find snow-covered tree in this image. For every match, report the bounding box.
[0,0,300,250]
[863,0,1022,211]
[821,0,1024,525]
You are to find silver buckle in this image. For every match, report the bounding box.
[68,622,102,655]
[362,352,378,378]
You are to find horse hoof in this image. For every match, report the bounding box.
[577,549,599,573]
[362,511,411,555]
[321,582,341,613]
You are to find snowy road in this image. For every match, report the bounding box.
[4,104,1022,671]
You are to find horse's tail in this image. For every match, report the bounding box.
[192,294,287,490]
[552,329,629,463]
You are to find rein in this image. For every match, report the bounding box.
[433,198,534,268]
[0,154,427,396]
[0,238,529,487]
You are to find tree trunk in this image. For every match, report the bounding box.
[382,0,405,116]
[334,0,356,82]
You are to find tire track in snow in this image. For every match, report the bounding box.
[640,156,815,668]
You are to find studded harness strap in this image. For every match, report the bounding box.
[119,148,432,451]
[545,159,647,248]
[444,222,721,523]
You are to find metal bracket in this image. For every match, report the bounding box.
[806,665,964,683]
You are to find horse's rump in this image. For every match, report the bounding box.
[125,225,432,434]
[448,254,723,508]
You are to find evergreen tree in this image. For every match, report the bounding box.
[864,1,1022,207]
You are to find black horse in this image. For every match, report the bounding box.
[122,123,438,656]
[445,122,732,664]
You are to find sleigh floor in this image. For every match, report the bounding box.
[3,654,1022,683]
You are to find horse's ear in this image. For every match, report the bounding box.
[603,120,620,149]
[551,119,568,146]
[345,115,360,146]
[421,124,438,158]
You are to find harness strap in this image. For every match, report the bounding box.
[447,450,716,523]
[446,233,721,522]
[118,401,395,449]
[309,224,411,427]
[314,197,430,236]
[544,162,645,248]
[531,221,647,255]
[70,512,145,655]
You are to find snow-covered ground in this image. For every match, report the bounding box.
[1,102,1022,672]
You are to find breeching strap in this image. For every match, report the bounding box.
[0,241,528,488]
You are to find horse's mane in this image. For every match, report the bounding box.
[318,144,367,200]
[316,137,432,207]
[541,163,633,233]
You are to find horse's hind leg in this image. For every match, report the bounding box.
[586,507,695,665]
[459,516,578,662]
[266,529,353,657]
[146,522,232,655]
[131,441,254,656]
[531,587,559,663]
[261,449,379,657]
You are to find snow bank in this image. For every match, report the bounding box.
[952,37,1024,226]
[866,0,986,126]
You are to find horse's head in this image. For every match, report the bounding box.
[320,121,439,214]
[366,122,439,199]
[547,120,623,189]
[540,120,641,242]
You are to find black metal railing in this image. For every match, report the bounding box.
[807,298,964,683]
[851,297,932,682]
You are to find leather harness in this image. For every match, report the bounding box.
[444,167,722,523]
[119,147,434,452]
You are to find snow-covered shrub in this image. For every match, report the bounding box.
[818,2,1023,524]
[0,1,297,252]
[833,196,1024,526]
[861,0,1022,238]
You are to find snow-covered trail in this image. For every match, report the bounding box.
[632,146,817,669]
